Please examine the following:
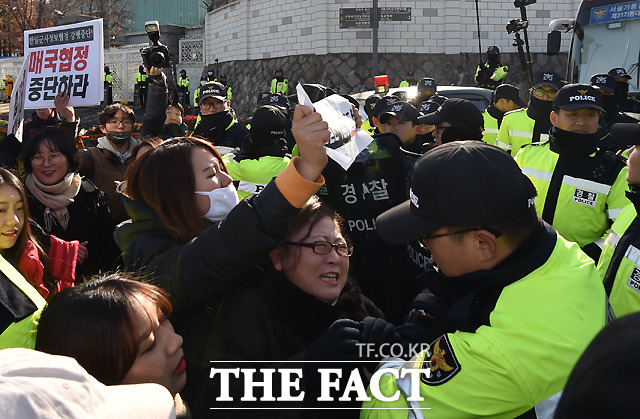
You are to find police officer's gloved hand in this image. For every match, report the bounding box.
[306,319,361,362]
[304,319,362,390]
[478,65,491,83]
[359,317,401,353]
[397,291,450,345]
[359,317,402,373]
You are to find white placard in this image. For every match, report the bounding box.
[23,19,104,109]
[296,83,373,170]
[7,56,29,141]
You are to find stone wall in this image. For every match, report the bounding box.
[218,51,568,120]
[202,0,577,119]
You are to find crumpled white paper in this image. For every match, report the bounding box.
[296,83,373,170]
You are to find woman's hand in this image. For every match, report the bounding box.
[292,105,329,182]
[54,92,75,122]
[77,241,88,265]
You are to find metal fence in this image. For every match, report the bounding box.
[0,38,205,103]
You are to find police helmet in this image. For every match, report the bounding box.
[487,46,500,54]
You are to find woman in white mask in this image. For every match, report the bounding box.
[115,104,339,398]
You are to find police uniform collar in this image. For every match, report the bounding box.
[420,221,553,333]
[549,126,600,156]
[486,103,504,121]
[626,186,640,211]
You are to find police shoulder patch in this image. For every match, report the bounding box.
[421,334,461,386]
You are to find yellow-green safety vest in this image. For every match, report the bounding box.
[481,110,499,145]
[223,155,291,200]
[178,76,190,89]
[495,108,548,157]
[270,78,289,95]
[134,72,148,83]
[598,203,640,317]
[361,234,606,418]
[0,255,46,350]
[515,142,628,247]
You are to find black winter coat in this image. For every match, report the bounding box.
[186,274,384,418]
[27,178,121,279]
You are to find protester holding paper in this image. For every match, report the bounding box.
[115,104,333,402]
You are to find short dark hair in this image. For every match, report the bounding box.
[35,272,173,385]
[23,128,79,173]
[167,103,184,117]
[98,103,135,126]
[445,207,540,247]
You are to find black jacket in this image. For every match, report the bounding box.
[115,179,300,313]
[187,274,383,418]
[27,178,120,279]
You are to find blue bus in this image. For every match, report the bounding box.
[548,0,639,94]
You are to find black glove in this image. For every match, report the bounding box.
[477,65,491,83]
[398,292,450,345]
[359,317,401,348]
[306,319,361,362]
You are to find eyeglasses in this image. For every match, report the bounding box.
[31,153,63,166]
[422,227,502,241]
[283,240,353,257]
[433,124,451,133]
[107,119,133,127]
[200,100,225,109]
[533,88,556,99]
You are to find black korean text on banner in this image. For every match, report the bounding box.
[23,19,104,109]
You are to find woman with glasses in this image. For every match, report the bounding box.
[189,195,387,417]
[23,128,121,279]
[115,105,386,415]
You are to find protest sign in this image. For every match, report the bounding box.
[296,83,373,170]
[23,19,104,109]
[7,56,29,140]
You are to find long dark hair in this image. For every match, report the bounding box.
[35,272,173,385]
[125,137,228,242]
[0,168,52,292]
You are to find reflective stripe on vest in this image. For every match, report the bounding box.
[534,391,563,419]
[522,167,552,182]
[379,357,427,419]
[624,244,640,266]
[495,140,512,150]
[522,170,613,197]
[605,230,621,248]
[509,131,549,141]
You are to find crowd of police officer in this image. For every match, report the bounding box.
[84,54,640,417]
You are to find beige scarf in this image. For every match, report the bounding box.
[26,172,82,231]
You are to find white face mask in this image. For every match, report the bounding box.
[195,184,239,223]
